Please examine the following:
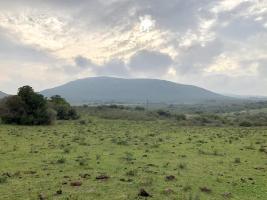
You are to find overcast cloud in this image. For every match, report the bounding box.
[0,0,266,95]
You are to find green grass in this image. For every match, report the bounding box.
[0,118,267,200]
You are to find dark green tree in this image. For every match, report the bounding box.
[0,95,25,124]
[49,95,79,120]
[0,86,55,125]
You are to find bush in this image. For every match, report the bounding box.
[0,86,54,125]
[157,110,171,117]
[79,120,87,125]
[0,176,7,184]
[175,114,186,121]
[239,121,252,127]
[68,108,79,120]
[0,86,78,125]
[48,95,79,120]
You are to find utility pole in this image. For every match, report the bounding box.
[146,98,149,110]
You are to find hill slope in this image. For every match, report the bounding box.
[0,91,8,99]
[41,77,229,104]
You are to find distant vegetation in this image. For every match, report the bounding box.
[77,103,267,127]
[0,86,79,125]
[0,85,267,199]
[1,85,267,127]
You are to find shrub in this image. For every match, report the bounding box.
[0,176,7,184]
[234,158,241,163]
[175,114,186,121]
[0,86,54,125]
[56,157,66,164]
[79,120,87,125]
[48,95,79,120]
[157,110,171,117]
[239,121,252,127]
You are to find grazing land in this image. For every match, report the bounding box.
[0,117,267,200]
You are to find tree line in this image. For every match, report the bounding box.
[0,86,79,125]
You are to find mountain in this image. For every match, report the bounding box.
[0,91,8,99]
[41,77,230,104]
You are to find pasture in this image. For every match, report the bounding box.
[0,118,266,200]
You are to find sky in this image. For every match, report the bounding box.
[0,0,267,95]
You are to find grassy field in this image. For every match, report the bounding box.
[0,118,267,200]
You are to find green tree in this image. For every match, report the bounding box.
[0,86,56,125]
[0,95,25,124]
[49,95,79,120]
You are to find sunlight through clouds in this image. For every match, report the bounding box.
[0,0,267,95]
[139,15,155,32]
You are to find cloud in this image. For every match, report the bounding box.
[95,59,129,77]
[74,56,96,69]
[129,50,173,76]
[71,51,174,78]
[63,56,129,77]
[0,0,267,95]
[175,39,223,74]
[257,59,267,78]
[0,28,54,63]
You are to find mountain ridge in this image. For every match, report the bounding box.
[41,77,230,104]
[0,91,8,99]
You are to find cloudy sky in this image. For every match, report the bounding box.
[0,0,267,95]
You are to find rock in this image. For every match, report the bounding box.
[138,188,151,197]
[200,187,212,193]
[56,189,63,195]
[96,175,109,180]
[165,175,176,181]
[70,181,82,186]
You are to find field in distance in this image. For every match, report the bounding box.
[0,117,267,200]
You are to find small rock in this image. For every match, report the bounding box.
[138,188,151,197]
[96,175,109,180]
[200,187,212,193]
[70,181,82,187]
[56,189,63,195]
[165,175,176,181]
